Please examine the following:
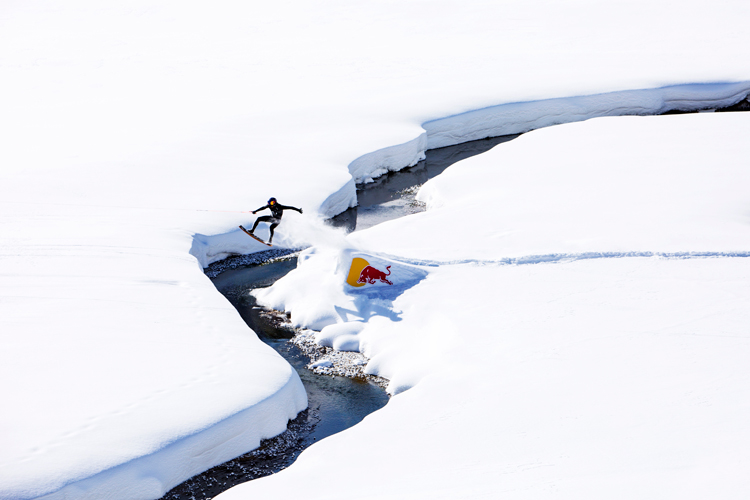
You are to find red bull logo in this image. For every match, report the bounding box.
[346,257,393,287]
[357,265,393,285]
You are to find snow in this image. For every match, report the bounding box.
[2,0,750,498]
[253,249,429,333]
[251,258,750,500]
[356,112,750,261]
[223,113,750,499]
[315,322,366,351]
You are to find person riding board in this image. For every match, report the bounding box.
[246,197,302,244]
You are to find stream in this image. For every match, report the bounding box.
[155,99,750,499]
[160,134,520,499]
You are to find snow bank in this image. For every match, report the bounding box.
[349,134,428,184]
[320,82,750,185]
[225,258,750,500]
[36,374,305,500]
[0,209,308,499]
[220,112,750,499]
[347,83,750,185]
[423,82,750,150]
[253,248,428,333]
[354,112,750,261]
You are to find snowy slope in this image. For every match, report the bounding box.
[2,0,750,498]
[244,258,750,500]
[355,112,750,260]
[224,113,750,499]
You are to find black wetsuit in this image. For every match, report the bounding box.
[250,202,302,242]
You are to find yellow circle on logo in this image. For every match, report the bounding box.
[346,257,370,287]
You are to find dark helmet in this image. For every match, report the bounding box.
[268,197,277,205]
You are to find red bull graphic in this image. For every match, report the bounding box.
[357,265,392,285]
[346,257,393,287]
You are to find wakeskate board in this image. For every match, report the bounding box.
[239,225,272,246]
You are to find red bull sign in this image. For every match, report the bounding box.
[346,257,393,287]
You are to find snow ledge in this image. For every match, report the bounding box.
[347,81,750,188]
[35,372,306,500]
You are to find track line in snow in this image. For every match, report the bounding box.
[378,250,750,269]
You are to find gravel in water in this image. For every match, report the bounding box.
[291,329,389,390]
[160,272,389,500]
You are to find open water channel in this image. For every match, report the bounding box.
[160,134,518,499]
[160,100,750,499]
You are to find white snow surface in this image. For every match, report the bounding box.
[226,113,750,499]
[2,0,750,498]
[362,113,750,260]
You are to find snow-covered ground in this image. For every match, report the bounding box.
[226,112,750,499]
[2,0,749,498]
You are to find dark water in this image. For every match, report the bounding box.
[162,261,387,499]
[214,262,388,438]
[220,260,392,406]
[162,134,521,499]
[330,133,519,231]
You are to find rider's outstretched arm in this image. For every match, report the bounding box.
[252,204,269,214]
[278,204,303,214]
